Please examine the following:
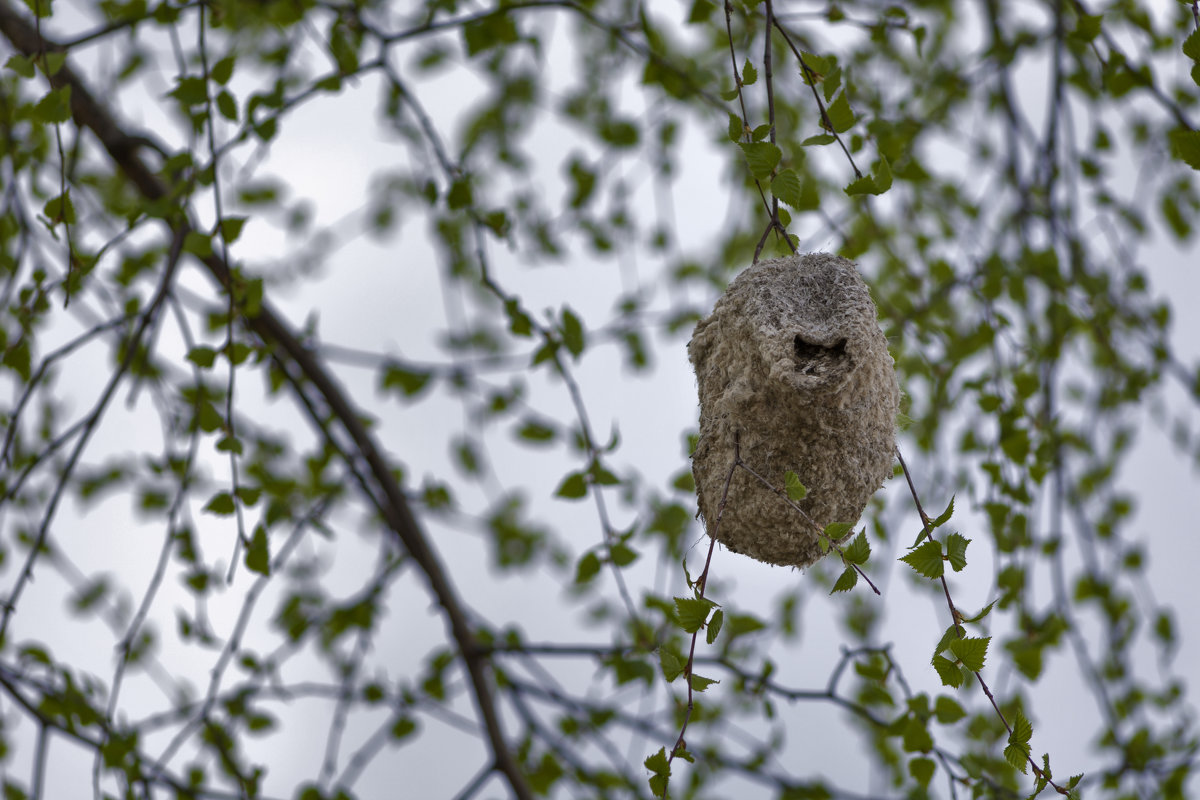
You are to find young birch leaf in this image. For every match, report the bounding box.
[560,307,586,359]
[784,470,807,500]
[741,57,757,87]
[1184,29,1200,62]
[830,567,858,594]
[610,543,638,567]
[933,495,955,527]
[961,600,996,624]
[689,673,719,691]
[1004,710,1033,772]
[843,530,870,565]
[187,346,218,369]
[739,141,782,180]
[825,91,855,132]
[574,551,601,584]
[728,112,743,142]
[801,134,836,147]
[932,655,966,688]
[674,596,714,633]
[824,521,853,540]
[245,524,270,576]
[934,695,967,723]
[380,363,432,398]
[645,747,670,798]
[933,623,966,657]
[909,756,936,788]
[900,540,944,578]
[503,299,533,337]
[658,648,684,681]
[946,533,971,571]
[554,472,587,499]
[771,169,804,208]
[706,609,724,644]
[203,492,236,516]
[872,154,893,192]
[948,636,990,672]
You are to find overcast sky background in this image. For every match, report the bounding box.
[2,1,1199,798]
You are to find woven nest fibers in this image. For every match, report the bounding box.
[688,253,900,568]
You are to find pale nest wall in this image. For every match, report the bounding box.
[688,253,900,568]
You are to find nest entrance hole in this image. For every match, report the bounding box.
[793,335,848,375]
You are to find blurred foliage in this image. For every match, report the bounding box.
[1,0,1199,799]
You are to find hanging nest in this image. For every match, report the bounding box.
[688,253,900,568]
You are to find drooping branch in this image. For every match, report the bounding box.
[0,5,532,798]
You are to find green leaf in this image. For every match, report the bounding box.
[34,85,72,123]
[462,11,519,57]
[218,216,248,243]
[183,230,213,258]
[70,577,110,613]
[900,540,944,578]
[560,307,586,358]
[902,715,933,752]
[931,655,965,688]
[168,76,208,106]
[1072,13,1102,42]
[934,695,966,723]
[689,673,719,691]
[771,169,804,209]
[42,190,75,225]
[842,530,870,565]
[801,134,836,146]
[909,756,936,788]
[504,299,533,337]
[673,595,715,633]
[574,551,601,584]
[610,543,638,567]
[961,601,996,624]
[215,434,243,454]
[390,716,418,741]
[380,363,433,398]
[845,156,892,196]
[245,524,270,576]
[739,141,782,180]
[211,55,235,85]
[216,90,237,121]
[706,609,724,644]
[516,420,556,443]
[203,492,236,516]
[1004,710,1033,772]
[5,54,36,79]
[948,636,989,672]
[823,521,853,540]
[555,472,587,499]
[599,119,640,148]
[784,470,807,500]
[933,495,955,527]
[945,533,970,571]
[658,649,685,682]
[825,91,855,133]
[728,112,743,142]
[830,567,858,593]
[1184,29,1200,62]
[644,747,670,798]
[741,58,757,86]
[447,177,472,210]
[1168,129,1200,170]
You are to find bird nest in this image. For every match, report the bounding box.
[688,253,900,567]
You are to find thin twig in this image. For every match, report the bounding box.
[895,452,1071,793]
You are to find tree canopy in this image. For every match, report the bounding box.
[1,1,1199,799]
